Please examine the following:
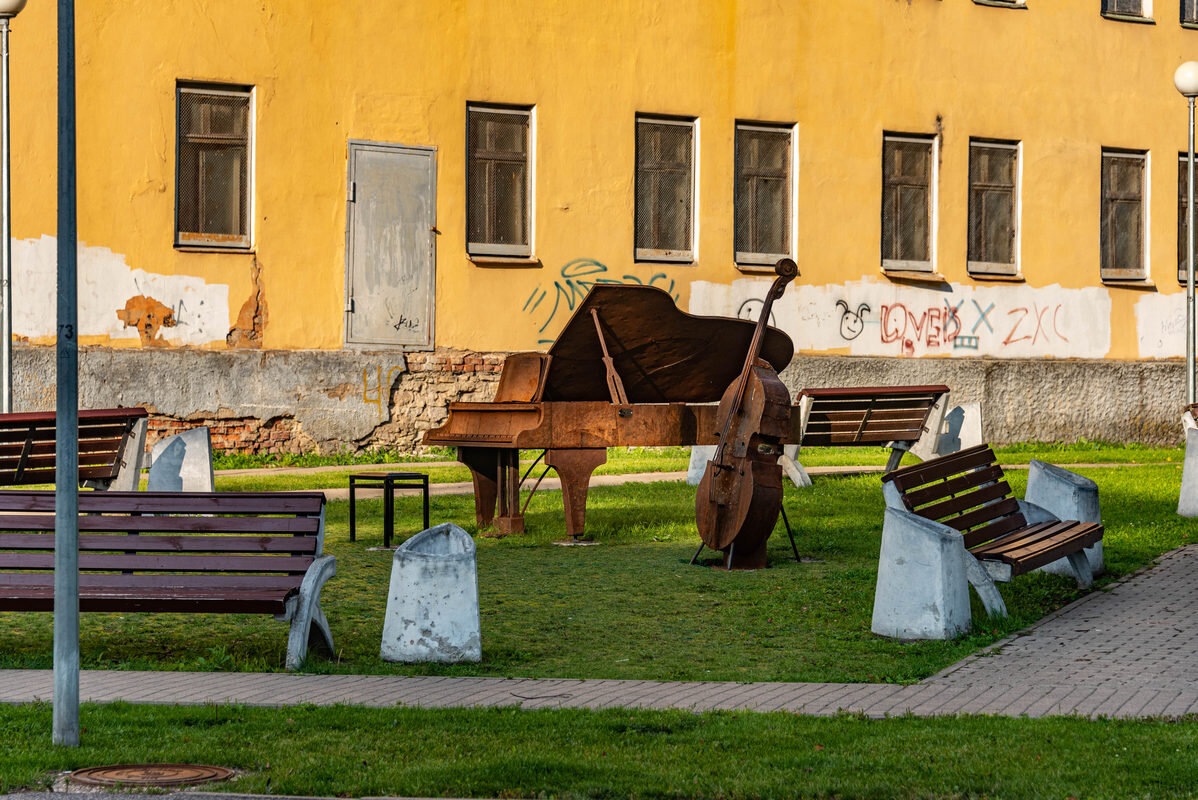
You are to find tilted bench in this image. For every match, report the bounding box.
[0,490,335,670]
[872,444,1103,639]
[0,407,147,489]
[779,385,950,485]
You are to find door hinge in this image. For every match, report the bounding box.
[349,182,356,203]
[345,297,354,313]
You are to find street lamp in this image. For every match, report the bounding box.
[0,0,24,415]
[1175,62,1198,407]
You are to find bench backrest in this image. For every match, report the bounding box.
[0,407,147,486]
[0,490,326,582]
[796,385,948,448]
[881,443,1026,548]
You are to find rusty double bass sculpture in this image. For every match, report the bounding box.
[695,258,798,569]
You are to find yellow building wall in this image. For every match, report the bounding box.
[5,0,1194,359]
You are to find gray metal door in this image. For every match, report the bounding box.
[345,141,436,348]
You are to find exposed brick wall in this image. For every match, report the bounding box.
[146,414,314,456]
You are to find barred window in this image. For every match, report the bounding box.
[1180,155,1192,283]
[635,116,695,261]
[1102,0,1149,17]
[882,134,935,270]
[175,84,252,249]
[467,104,531,257]
[968,141,1019,276]
[735,123,793,267]
[1100,150,1147,280]
[1185,0,1198,24]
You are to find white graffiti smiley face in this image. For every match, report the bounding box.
[836,300,870,341]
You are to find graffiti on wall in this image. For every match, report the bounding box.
[689,278,1113,360]
[524,258,679,344]
[363,365,404,422]
[1136,293,1188,358]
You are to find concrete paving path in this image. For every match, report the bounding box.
[3,545,1197,720]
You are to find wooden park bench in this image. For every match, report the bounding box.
[878,444,1102,626]
[779,385,950,485]
[0,489,335,670]
[0,407,147,489]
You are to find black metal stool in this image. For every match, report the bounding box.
[348,472,430,548]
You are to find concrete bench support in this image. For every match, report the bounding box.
[871,508,972,640]
[1025,459,1104,578]
[1179,412,1198,518]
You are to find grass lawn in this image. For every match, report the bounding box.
[0,451,1188,682]
[4,702,1198,798]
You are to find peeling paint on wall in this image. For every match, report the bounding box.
[227,256,267,348]
[13,235,231,346]
[115,295,177,346]
[690,279,1113,360]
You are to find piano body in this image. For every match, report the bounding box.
[423,284,797,538]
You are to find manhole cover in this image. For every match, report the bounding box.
[68,764,233,787]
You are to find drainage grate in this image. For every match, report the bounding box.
[68,764,234,787]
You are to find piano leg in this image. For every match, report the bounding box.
[545,448,607,539]
[494,448,525,535]
[457,446,501,530]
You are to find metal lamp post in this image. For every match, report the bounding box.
[1176,62,1198,406]
[0,0,25,415]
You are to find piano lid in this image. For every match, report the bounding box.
[541,284,794,404]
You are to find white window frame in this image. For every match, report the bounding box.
[1101,0,1153,20]
[881,133,939,274]
[734,121,797,268]
[634,115,698,263]
[1100,148,1150,282]
[174,83,255,250]
[466,103,535,259]
[967,139,1022,277]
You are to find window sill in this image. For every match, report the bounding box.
[972,0,1027,8]
[1100,12,1154,24]
[736,259,796,274]
[1101,277,1156,290]
[175,245,255,255]
[968,269,1024,282]
[882,267,949,285]
[1185,21,1198,29]
[468,256,542,267]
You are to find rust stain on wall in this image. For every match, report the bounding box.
[116,295,177,346]
[227,256,268,348]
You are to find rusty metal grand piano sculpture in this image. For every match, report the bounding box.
[423,281,796,540]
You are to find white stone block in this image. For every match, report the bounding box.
[147,426,215,492]
[686,445,716,486]
[381,523,481,663]
[936,402,984,457]
[1179,426,1198,518]
[871,508,972,640]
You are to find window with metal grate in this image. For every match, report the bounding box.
[882,134,935,271]
[1185,0,1198,23]
[1102,0,1148,17]
[968,141,1019,276]
[1179,155,1192,284]
[635,116,695,261]
[175,84,252,249]
[1100,150,1147,281]
[734,123,793,267]
[467,105,531,257]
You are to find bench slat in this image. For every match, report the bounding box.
[0,515,321,535]
[882,444,996,490]
[900,465,1006,509]
[0,490,325,515]
[0,552,316,573]
[0,533,320,553]
[970,520,1104,575]
[913,481,1015,522]
[0,587,292,614]
[0,572,303,590]
[798,385,949,399]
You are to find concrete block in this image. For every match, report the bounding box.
[147,427,215,492]
[871,508,972,640]
[779,446,812,488]
[1026,459,1103,578]
[935,402,984,457]
[381,522,481,663]
[1179,426,1198,518]
[687,445,716,486]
